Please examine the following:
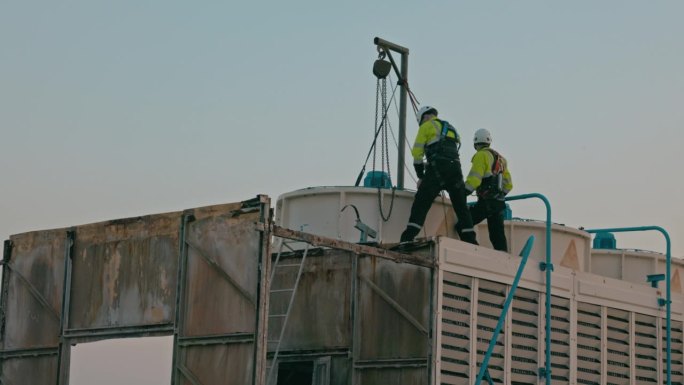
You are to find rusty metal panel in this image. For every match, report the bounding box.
[2,229,66,349]
[357,367,427,385]
[176,197,271,385]
[68,212,181,330]
[356,255,431,360]
[179,344,254,385]
[182,206,260,336]
[1,355,58,384]
[269,249,352,351]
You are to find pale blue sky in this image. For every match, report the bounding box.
[3,1,682,254]
[1,1,683,381]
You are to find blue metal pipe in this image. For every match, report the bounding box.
[504,193,552,383]
[585,226,671,385]
[475,235,535,385]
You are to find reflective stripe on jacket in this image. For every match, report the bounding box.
[410,117,458,164]
[465,147,513,195]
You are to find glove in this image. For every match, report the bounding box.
[413,162,425,179]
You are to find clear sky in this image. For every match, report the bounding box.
[1,1,683,382]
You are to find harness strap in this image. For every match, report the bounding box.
[486,148,504,174]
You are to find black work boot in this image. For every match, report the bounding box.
[400,226,420,243]
[459,231,479,245]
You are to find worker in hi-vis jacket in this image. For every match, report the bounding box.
[399,106,478,245]
[465,128,513,252]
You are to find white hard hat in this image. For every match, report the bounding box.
[416,105,438,123]
[473,128,492,145]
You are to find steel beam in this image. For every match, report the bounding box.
[57,229,75,385]
[271,225,434,268]
[0,346,58,359]
[354,357,427,369]
[177,333,255,347]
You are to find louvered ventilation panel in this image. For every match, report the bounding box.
[576,302,602,385]
[510,287,539,385]
[663,319,684,385]
[476,279,507,384]
[440,272,473,385]
[550,295,570,384]
[606,307,630,385]
[634,313,658,383]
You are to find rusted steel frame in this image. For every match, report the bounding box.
[271,226,434,268]
[58,230,74,334]
[358,275,429,335]
[354,357,428,369]
[253,195,271,385]
[185,239,257,307]
[177,333,254,347]
[172,213,194,385]
[267,348,349,359]
[0,240,13,346]
[57,229,75,385]
[63,323,174,341]
[2,264,60,323]
[178,363,204,385]
[0,346,58,359]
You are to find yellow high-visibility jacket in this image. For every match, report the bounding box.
[465,147,513,197]
[411,117,459,165]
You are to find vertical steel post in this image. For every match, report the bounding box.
[585,226,672,385]
[374,37,409,189]
[254,196,272,385]
[0,240,14,381]
[504,193,552,384]
[57,229,75,385]
[0,240,13,338]
[171,212,194,385]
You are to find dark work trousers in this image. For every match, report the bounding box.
[400,159,477,244]
[470,199,508,252]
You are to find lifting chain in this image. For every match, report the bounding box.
[374,74,396,222]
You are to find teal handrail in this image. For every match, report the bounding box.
[504,193,552,383]
[585,226,672,385]
[474,235,535,385]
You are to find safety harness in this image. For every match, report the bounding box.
[425,119,461,163]
[477,148,506,199]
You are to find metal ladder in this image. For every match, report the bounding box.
[266,237,311,385]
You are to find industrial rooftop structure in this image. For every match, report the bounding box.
[0,187,680,385]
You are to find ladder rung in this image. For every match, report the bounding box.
[269,314,287,318]
[270,289,294,293]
